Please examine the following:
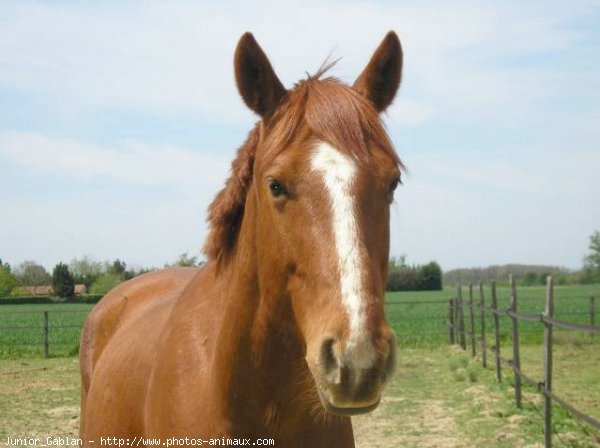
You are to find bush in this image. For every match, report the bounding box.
[0,294,103,304]
[90,273,124,295]
[420,262,442,290]
[387,260,443,291]
[580,265,600,284]
[387,267,421,291]
[52,262,75,299]
[0,267,18,297]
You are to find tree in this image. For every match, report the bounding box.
[386,257,443,291]
[420,262,443,290]
[387,266,420,291]
[388,255,407,271]
[90,273,125,295]
[109,259,127,276]
[581,230,600,284]
[584,230,600,269]
[522,272,538,286]
[0,258,11,272]
[52,263,75,299]
[69,256,104,288]
[14,261,50,286]
[171,252,200,267]
[0,266,18,297]
[178,252,198,267]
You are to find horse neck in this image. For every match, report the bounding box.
[212,187,307,417]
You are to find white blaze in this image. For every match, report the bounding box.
[311,141,374,369]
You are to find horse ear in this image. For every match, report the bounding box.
[234,33,287,118]
[353,31,403,112]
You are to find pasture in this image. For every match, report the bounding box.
[2,284,598,357]
[0,304,93,358]
[1,346,599,447]
[1,283,599,446]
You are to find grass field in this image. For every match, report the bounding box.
[0,283,599,446]
[0,304,93,358]
[1,346,598,447]
[1,283,598,358]
[385,283,599,346]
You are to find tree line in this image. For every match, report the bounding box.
[1,229,599,298]
[444,230,600,286]
[0,253,203,299]
[386,256,443,291]
[1,252,442,297]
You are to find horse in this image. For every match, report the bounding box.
[80,31,404,448]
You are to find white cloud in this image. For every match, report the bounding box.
[0,131,230,192]
[388,141,600,270]
[0,131,232,269]
[1,1,595,128]
[1,1,599,270]
[1,195,208,270]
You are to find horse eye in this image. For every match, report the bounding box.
[269,179,286,198]
[389,177,400,194]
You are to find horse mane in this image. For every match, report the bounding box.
[202,126,259,263]
[203,69,402,263]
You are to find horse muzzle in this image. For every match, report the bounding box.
[311,330,397,416]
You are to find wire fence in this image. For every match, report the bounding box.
[2,284,598,447]
[449,276,600,448]
[0,299,453,357]
[0,308,91,357]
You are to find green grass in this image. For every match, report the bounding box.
[385,290,449,346]
[0,357,81,439]
[2,346,598,447]
[0,284,598,358]
[353,346,600,447]
[0,284,599,446]
[386,283,600,347]
[0,303,94,358]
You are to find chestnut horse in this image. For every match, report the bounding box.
[80,31,404,447]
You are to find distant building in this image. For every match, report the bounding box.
[21,285,53,295]
[22,284,88,295]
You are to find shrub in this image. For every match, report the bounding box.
[387,266,421,291]
[0,267,18,297]
[90,273,124,295]
[0,294,103,304]
[387,260,443,291]
[420,262,443,291]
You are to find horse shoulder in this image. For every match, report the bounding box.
[80,267,200,436]
[143,264,229,434]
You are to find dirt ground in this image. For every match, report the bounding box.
[1,347,598,447]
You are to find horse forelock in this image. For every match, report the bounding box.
[203,76,403,263]
[262,77,402,168]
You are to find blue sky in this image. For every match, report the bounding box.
[1,0,599,271]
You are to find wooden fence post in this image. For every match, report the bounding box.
[543,276,554,448]
[469,283,476,357]
[454,294,460,344]
[457,284,466,350]
[449,298,455,345]
[509,274,522,408]
[491,280,502,382]
[43,311,49,358]
[479,281,487,368]
[591,297,596,340]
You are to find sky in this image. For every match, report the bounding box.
[1,0,599,272]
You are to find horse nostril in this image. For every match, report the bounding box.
[319,337,338,374]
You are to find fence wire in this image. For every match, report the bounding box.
[449,279,600,447]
